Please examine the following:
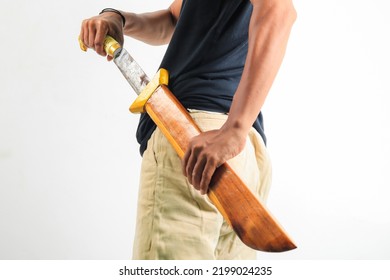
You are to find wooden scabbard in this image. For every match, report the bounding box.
[142,85,296,252]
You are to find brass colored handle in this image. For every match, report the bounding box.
[78,36,122,57]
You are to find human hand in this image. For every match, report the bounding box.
[79,12,124,61]
[182,125,247,195]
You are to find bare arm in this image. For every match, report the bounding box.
[182,0,297,194]
[79,0,182,58]
[122,0,182,45]
[226,0,297,137]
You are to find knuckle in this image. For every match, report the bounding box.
[95,19,102,26]
[82,19,89,26]
[189,137,204,148]
[85,19,94,28]
[192,143,203,153]
[94,40,103,47]
[207,155,217,166]
[100,20,108,29]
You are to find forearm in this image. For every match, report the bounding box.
[224,0,297,135]
[121,10,176,46]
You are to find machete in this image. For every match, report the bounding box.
[79,36,296,252]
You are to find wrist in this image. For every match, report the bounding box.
[99,8,126,27]
[221,118,249,144]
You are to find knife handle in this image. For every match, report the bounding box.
[78,35,121,57]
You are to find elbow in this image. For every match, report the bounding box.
[283,2,297,26]
[272,1,297,27]
[252,0,297,28]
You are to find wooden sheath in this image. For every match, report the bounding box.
[144,85,296,252]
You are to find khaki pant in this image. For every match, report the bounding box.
[132,110,272,260]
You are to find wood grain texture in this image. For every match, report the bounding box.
[145,85,296,252]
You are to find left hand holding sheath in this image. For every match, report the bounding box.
[182,126,246,195]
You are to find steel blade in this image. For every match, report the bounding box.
[113,49,150,95]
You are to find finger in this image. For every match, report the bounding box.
[81,21,90,48]
[187,151,200,186]
[199,158,218,195]
[185,151,197,186]
[182,148,191,177]
[94,27,107,56]
[191,156,206,189]
[182,149,195,186]
[88,26,97,49]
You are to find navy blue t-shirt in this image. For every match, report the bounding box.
[136,0,266,155]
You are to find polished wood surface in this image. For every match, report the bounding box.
[145,85,296,252]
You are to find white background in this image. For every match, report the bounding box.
[0,0,389,260]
